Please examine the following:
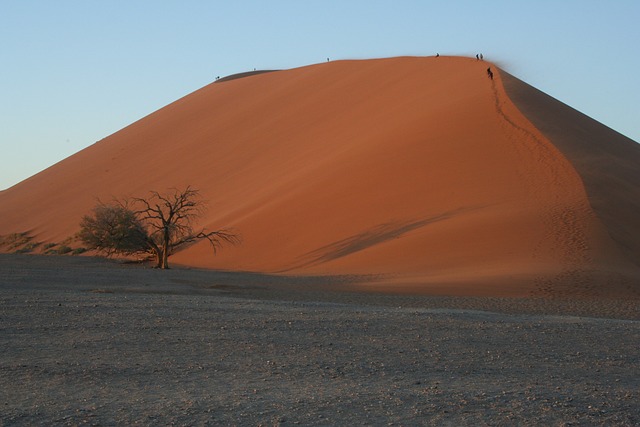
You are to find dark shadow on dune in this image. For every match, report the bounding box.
[282,207,479,272]
[499,69,640,266]
[215,70,280,83]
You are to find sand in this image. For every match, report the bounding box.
[1,254,639,425]
[2,54,640,426]
[1,56,639,297]
[501,70,640,268]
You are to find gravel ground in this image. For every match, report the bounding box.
[1,254,639,426]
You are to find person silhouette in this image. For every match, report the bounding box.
[487,67,493,80]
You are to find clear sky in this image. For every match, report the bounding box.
[1,1,638,190]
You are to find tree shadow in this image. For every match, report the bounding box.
[282,207,479,272]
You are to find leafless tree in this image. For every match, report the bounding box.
[132,186,238,269]
[79,186,238,269]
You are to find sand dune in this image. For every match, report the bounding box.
[1,56,639,296]
[501,71,640,267]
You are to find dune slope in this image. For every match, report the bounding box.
[1,56,638,296]
[501,71,640,267]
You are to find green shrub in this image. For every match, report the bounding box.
[56,246,72,255]
[12,241,41,254]
[1,232,35,250]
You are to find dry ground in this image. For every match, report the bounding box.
[1,254,639,426]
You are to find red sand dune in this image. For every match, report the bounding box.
[1,56,639,296]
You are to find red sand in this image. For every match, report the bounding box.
[1,56,639,296]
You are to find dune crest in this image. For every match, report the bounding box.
[1,56,639,296]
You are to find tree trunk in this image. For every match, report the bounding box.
[154,249,163,269]
[161,248,169,269]
[160,228,170,269]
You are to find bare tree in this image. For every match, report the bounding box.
[79,187,238,269]
[132,186,238,269]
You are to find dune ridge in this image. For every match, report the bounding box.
[1,56,639,296]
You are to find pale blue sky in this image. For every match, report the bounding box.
[1,1,638,190]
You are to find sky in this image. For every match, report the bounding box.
[1,1,638,190]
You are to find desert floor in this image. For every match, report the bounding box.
[1,254,639,426]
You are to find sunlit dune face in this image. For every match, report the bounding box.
[1,56,639,296]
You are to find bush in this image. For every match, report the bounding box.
[56,246,72,255]
[14,241,41,254]
[1,232,40,252]
[78,204,149,256]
